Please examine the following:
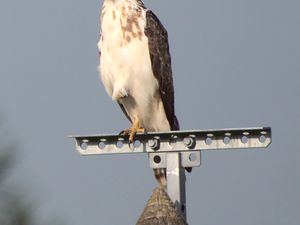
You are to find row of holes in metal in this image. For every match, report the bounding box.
[80,132,268,150]
[152,153,198,164]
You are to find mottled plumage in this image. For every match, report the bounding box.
[98,0,183,185]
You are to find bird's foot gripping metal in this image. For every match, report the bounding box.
[119,119,145,143]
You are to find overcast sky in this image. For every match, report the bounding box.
[0,0,299,224]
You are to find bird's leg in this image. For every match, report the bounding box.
[119,118,145,143]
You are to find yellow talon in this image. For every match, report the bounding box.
[120,118,145,143]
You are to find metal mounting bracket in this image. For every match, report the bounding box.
[70,127,271,156]
[70,126,272,222]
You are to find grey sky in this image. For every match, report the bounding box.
[0,0,299,224]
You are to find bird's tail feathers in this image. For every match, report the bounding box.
[153,168,167,187]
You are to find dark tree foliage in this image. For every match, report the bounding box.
[0,122,35,225]
[0,120,65,225]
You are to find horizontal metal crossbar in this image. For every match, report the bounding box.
[70,127,271,156]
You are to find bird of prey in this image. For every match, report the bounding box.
[98,0,187,185]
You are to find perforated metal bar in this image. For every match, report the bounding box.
[70,127,271,156]
[70,126,272,222]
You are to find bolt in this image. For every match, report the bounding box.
[183,136,195,148]
[148,137,160,150]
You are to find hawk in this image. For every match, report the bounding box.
[98,0,188,185]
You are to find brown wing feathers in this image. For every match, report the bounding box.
[144,10,179,131]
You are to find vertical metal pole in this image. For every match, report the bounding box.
[166,152,187,220]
